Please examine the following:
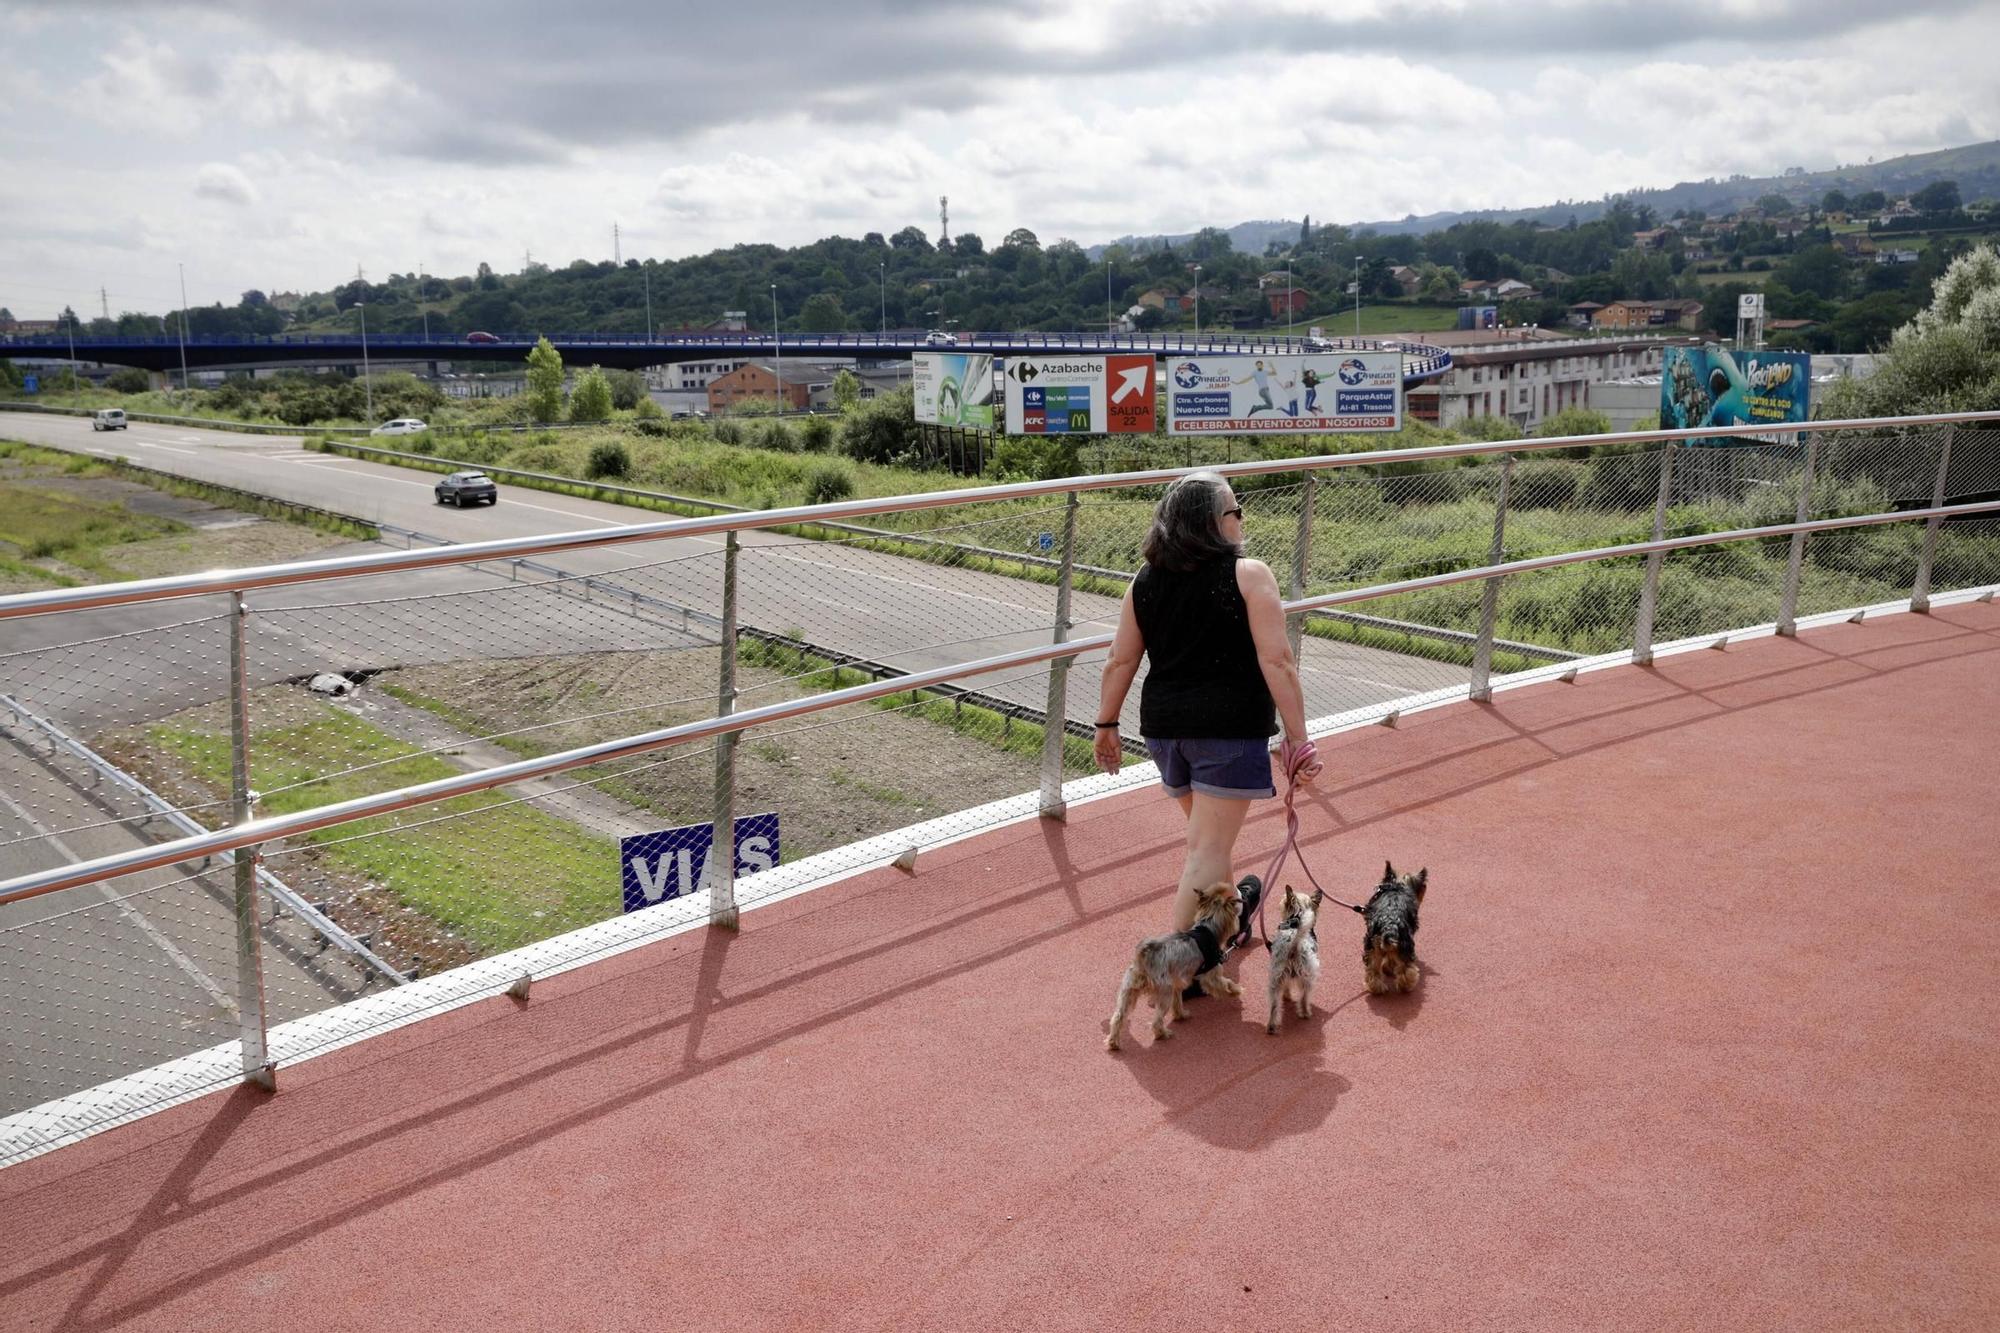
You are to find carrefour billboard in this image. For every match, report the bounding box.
[912,352,995,428]
[1661,345,1810,445]
[1165,353,1402,435]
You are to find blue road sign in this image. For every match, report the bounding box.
[21,375,37,394]
[620,812,780,912]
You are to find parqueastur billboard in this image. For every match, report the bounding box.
[912,352,996,429]
[1660,345,1810,445]
[1165,353,1402,435]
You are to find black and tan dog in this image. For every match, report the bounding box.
[1105,882,1243,1050]
[1362,862,1428,995]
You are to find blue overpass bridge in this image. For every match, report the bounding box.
[2,330,1451,385]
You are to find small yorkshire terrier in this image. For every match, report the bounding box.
[1265,885,1321,1035]
[1105,882,1243,1051]
[1362,861,1428,995]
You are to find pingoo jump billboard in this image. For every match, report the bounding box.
[1661,345,1810,445]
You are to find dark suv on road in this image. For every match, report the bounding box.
[435,470,498,507]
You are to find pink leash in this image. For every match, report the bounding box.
[1246,738,1364,948]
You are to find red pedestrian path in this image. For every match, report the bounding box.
[3,604,1998,1332]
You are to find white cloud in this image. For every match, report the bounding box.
[194,162,259,206]
[3,1,1998,314]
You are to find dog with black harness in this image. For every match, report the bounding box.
[1105,881,1244,1051]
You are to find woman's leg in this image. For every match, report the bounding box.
[1169,792,1251,930]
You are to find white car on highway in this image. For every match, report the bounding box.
[92,408,128,431]
[923,330,957,346]
[370,418,429,436]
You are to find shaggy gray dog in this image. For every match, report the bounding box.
[1265,885,1322,1035]
[1105,882,1243,1051]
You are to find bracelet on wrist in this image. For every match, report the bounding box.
[1094,721,1120,729]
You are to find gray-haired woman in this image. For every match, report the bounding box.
[1094,472,1320,941]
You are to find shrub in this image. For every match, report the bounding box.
[106,367,152,394]
[1455,414,1525,444]
[841,387,917,464]
[805,463,855,506]
[632,394,664,420]
[757,420,797,453]
[507,443,571,474]
[569,366,614,423]
[1508,458,1584,509]
[712,420,745,445]
[631,416,668,437]
[799,415,835,452]
[586,441,630,480]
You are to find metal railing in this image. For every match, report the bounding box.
[1,409,1996,1156]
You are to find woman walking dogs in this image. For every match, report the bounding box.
[1094,472,1322,951]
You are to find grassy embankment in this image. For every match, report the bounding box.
[146,699,615,955]
[0,439,375,591]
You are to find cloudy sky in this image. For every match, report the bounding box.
[4,0,1997,318]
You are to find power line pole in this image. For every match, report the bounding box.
[99,287,109,322]
[176,262,191,394]
[613,222,621,266]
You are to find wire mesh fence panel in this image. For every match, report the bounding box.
[1794,526,1923,621]
[1923,517,2000,596]
[0,861,275,1122]
[1493,558,1651,660]
[0,605,238,854]
[1818,423,1951,510]
[1648,543,1786,645]
[732,503,1070,685]
[1947,428,2000,500]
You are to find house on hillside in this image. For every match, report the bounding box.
[1458,278,1501,302]
[1567,301,1605,329]
[1389,265,1424,296]
[1767,318,1819,333]
[1875,248,1920,266]
[1265,286,1312,318]
[1632,227,1677,250]
[1592,298,1705,331]
[1136,288,1179,312]
[1835,233,1878,258]
[1491,278,1540,302]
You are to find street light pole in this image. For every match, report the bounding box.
[1286,261,1293,336]
[770,282,781,416]
[1193,263,1202,340]
[1106,259,1113,336]
[64,310,76,395]
[1353,256,1361,338]
[357,300,373,423]
[175,262,191,395]
[879,261,886,336]
[644,267,654,342]
[419,260,430,342]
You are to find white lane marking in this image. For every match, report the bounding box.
[0,785,236,1019]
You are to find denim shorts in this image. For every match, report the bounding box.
[1144,736,1276,800]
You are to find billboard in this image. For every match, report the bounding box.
[1457,305,1498,330]
[1660,345,1810,445]
[620,813,779,912]
[1002,354,1155,435]
[1165,353,1402,435]
[912,352,995,428]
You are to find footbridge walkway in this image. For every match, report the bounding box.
[2,413,1997,1329]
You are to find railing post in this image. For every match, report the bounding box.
[1777,430,1820,636]
[1287,472,1317,661]
[709,530,741,928]
[1632,442,1678,664]
[1038,491,1083,820]
[1911,425,1955,613]
[1469,455,1514,701]
[227,590,274,1091]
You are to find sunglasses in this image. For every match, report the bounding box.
[1221,506,1244,519]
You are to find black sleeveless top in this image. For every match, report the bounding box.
[1134,557,1277,740]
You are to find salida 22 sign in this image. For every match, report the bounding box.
[1002,355,1156,434]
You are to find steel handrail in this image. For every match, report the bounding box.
[5,494,1996,906]
[4,410,1994,621]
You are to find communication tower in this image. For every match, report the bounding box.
[939,195,950,246]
